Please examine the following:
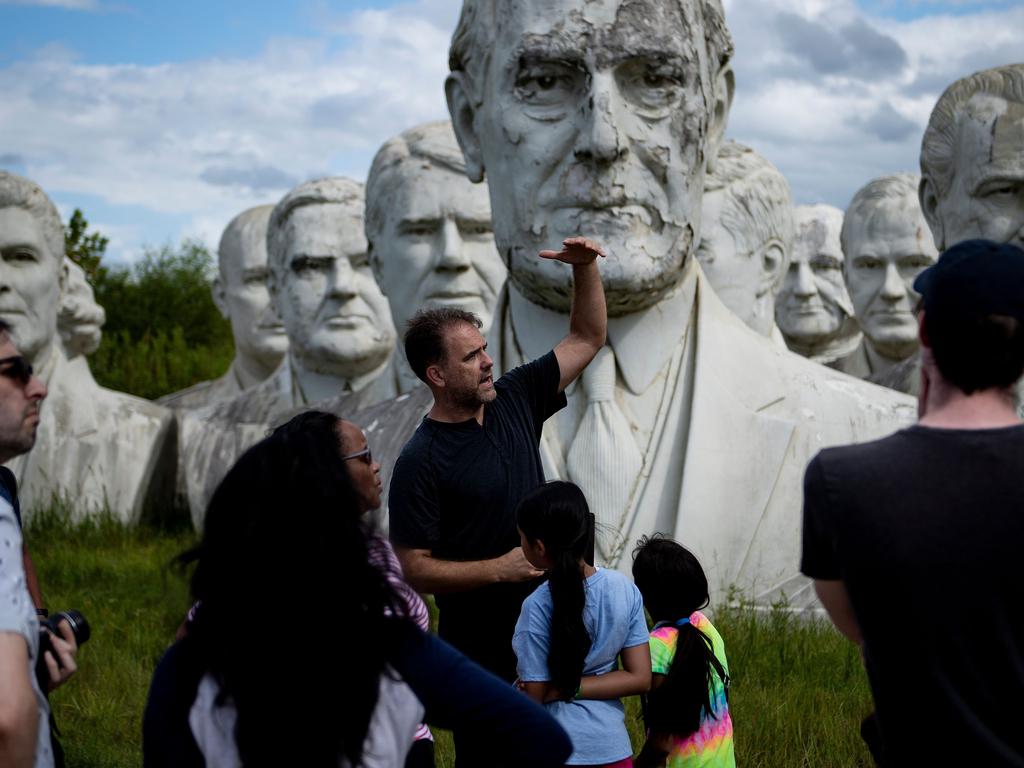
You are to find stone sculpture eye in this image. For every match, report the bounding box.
[514,62,581,107]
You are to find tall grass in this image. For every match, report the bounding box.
[27,512,873,767]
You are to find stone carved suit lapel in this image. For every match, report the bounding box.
[675,272,796,593]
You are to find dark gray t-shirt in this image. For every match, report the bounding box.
[802,424,1024,766]
[389,351,566,680]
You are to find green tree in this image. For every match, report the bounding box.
[89,240,235,400]
[64,208,109,285]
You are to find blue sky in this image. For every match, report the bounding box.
[1,0,1020,263]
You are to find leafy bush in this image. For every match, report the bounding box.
[87,240,234,400]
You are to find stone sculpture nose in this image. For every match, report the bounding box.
[437,219,470,272]
[880,262,905,299]
[793,261,817,297]
[327,257,358,300]
[574,73,626,165]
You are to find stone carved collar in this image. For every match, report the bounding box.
[507,259,700,395]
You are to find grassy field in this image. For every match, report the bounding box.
[28,513,873,767]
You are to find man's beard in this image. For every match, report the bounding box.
[451,383,494,410]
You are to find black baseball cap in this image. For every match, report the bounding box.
[913,239,1024,325]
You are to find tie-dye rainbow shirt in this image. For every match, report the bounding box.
[648,611,735,767]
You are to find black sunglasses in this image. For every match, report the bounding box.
[0,356,33,385]
[341,446,373,465]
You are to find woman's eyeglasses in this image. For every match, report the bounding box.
[341,446,373,465]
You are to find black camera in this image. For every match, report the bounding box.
[35,610,90,689]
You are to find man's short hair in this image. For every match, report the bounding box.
[703,140,793,274]
[267,177,364,277]
[404,308,482,382]
[920,65,1024,200]
[449,0,734,111]
[0,171,64,264]
[365,121,468,252]
[840,173,920,257]
[916,240,1024,395]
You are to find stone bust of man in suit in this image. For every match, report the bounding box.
[0,171,173,523]
[439,0,914,606]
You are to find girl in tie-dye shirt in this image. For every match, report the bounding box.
[632,536,735,768]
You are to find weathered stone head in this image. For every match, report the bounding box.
[842,174,937,363]
[58,258,104,359]
[776,204,860,362]
[214,205,288,376]
[366,121,505,336]
[697,140,792,337]
[267,177,395,382]
[446,0,734,316]
[920,63,1024,251]
[0,171,67,366]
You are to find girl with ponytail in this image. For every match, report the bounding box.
[513,481,651,767]
[632,535,735,768]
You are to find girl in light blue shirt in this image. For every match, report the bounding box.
[513,481,652,767]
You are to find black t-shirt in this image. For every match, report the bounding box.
[802,424,1024,766]
[389,351,566,680]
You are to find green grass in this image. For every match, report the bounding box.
[27,514,872,767]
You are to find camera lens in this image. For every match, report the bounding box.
[48,610,91,647]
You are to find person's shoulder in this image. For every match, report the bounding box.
[813,428,914,471]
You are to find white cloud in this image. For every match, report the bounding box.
[1,0,1021,262]
[724,0,1024,206]
[0,0,99,8]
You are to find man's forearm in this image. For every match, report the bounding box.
[569,261,607,348]
[399,548,537,595]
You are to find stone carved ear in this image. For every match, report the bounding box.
[211,274,229,320]
[446,72,485,183]
[918,175,945,251]
[760,240,787,296]
[706,63,735,175]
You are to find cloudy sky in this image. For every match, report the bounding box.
[1,0,1021,263]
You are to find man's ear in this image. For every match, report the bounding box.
[426,363,445,389]
[446,72,485,183]
[918,176,945,251]
[706,64,735,174]
[759,240,787,296]
[211,275,229,320]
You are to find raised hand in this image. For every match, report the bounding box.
[539,236,607,265]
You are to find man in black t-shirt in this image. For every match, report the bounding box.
[801,240,1024,766]
[389,236,607,684]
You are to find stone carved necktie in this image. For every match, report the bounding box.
[566,346,643,562]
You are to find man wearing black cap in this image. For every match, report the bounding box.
[800,239,1024,766]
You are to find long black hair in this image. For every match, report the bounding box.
[516,481,592,700]
[177,409,404,767]
[632,535,729,738]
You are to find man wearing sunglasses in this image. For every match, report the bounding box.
[0,320,78,768]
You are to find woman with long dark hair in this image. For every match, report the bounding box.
[513,481,651,767]
[143,410,571,767]
[632,535,734,768]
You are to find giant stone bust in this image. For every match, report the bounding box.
[920,64,1024,252]
[0,171,174,523]
[367,0,915,607]
[366,121,505,393]
[840,174,937,389]
[159,205,288,410]
[776,204,861,364]
[697,140,793,340]
[180,177,397,526]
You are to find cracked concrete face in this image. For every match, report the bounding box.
[269,195,395,381]
[932,94,1024,250]
[0,204,62,366]
[457,0,724,316]
[216,205,288,373]
[777,205,859,359]
[366,123,505,336]
[843,181,937,361]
